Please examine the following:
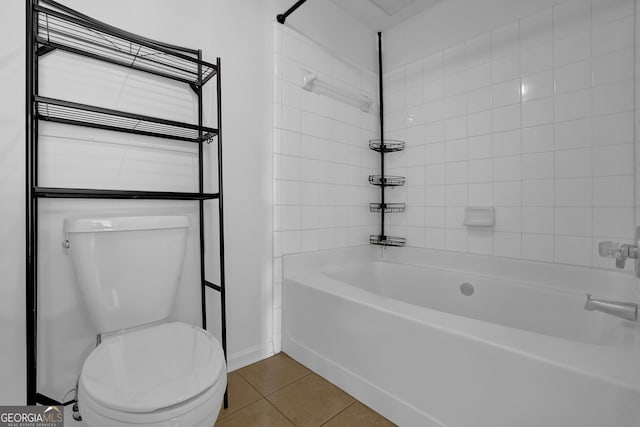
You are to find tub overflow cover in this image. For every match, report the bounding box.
[460,282,474,296]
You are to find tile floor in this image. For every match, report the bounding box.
[215,352,396,427]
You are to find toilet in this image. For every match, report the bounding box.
[64,215,226,427]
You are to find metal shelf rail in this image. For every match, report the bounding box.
[25,0,227,408]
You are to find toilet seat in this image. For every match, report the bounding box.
[81,321,225,414]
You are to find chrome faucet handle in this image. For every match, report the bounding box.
[598,241,622,258]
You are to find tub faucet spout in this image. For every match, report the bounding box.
[584,294,638,321]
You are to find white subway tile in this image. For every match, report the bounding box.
[424,227,446,249]
[467,63,492,90]
[468,134,493,159]
[446,229,468,252]
[445,206,466,229]
[522,180,554,206]
[425,206,445,227]
[522,70,553,101]
[492,79,521,107]
[493,130,521,157]
[444,70,467,97]
[493,182,522,206]
[520,9,553,50]
[593,207,634,238]
[466,33,491,68]
[554,119,591,150]
[555,178,592,207]
[553,32,591,67]
[522,233,554,262]
[468,158,493,183]
[492,55,520,83]
[493,232,522,258]
[555,207,592,236]
[468,183,493,205]
[592,15,634,56]
[445,138,467,162]
[593,175,634,207]
[554,89,592,122]
[444,43,467,75]
[553,0,591,40]
[522,97,554,127]
[494,207,522,232]
[493,155,521,181]
[523,152,554,180]
[445,161,468,184]
[425,185,445,204]
[445,184,468,206]
[522,125,554,154]
[492,22,520,59]
[468,110,493,136]
[467,229,493,255]
[593,144,633,176]
[555,148,591,178]
[592,112,634,146]
[426,164,446,185]
[523,207,554,234]
[592,48,634,86]
[593,80,634,115]
[425,142,445,164]
[521,43,553,75]
[554,235,591,266]
[445,116,467,140]
[493,104,520,132]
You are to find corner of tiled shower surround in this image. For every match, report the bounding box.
[272,24,381,351]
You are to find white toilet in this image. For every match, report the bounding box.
[64,215,227,427]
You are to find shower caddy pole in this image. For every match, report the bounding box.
[368,32,406,247]
[25,0,228,408]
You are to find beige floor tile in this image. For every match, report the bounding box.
[238,352,310,395]
[217,372,263,420]
[321,402,397,427]
[266,373,354,427]
[215,399,294,427]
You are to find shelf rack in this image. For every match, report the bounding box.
[34,0,217,87]
[368,139,405,153]
[26,0,227,409]
[368,175,406,187]
[369,33,405,247]
[369,203,405,213]
[35,96,218,143]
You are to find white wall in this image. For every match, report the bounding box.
[381,0,637,271]
[1,0,276,403]
[274,0,377,71]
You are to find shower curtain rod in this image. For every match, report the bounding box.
[277,0,309,24]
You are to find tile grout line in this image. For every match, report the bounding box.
[262,397,299,426]
[217,373,265,420]
[318,400,358,427]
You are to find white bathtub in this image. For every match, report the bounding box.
[282,247,640,427]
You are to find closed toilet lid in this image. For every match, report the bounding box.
[81,322,225,413]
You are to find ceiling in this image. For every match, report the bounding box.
[328,0,442,31]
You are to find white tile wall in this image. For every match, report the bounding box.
[383,0,636,271]
[272,25,379,347]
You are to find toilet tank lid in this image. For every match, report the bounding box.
[64,216,190,233]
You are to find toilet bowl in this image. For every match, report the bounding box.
[63,216,227,426]
[77,322,226,427]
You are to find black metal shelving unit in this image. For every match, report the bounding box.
[26,0,227,408]
[369,32,405,247]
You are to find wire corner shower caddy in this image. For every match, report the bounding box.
[369,32,406,247]
[25,0,227,408]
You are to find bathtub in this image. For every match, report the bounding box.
[282,247,640,427]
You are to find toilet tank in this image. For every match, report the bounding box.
[64,216,190,334]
